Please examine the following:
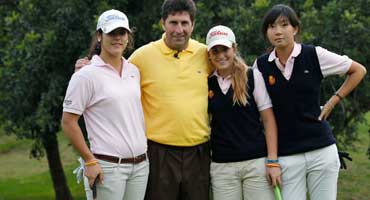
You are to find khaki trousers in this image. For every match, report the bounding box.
[280,144,340,200]
[210,157,274,200]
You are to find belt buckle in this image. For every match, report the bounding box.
[134,153,145,164]
[133,154,140,164]
[118,153,145,164]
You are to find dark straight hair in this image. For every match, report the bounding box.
[261,4,301,39]
[87,29,134,59]
[161,0,196,22]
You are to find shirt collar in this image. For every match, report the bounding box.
[210,70,232,79]
[268,42,302,62]
[91,55,126,68]
[91,55,106,66]
[158,33,195,55]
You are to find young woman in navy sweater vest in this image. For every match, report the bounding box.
[254,4,367,200]
[206,25,281,200]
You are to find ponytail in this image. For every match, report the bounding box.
[87,30,102,60]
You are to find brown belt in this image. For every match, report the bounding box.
[93,153,146,164]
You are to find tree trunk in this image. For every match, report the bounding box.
[43,133,73,200]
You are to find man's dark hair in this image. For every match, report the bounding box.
[161,0,196,22]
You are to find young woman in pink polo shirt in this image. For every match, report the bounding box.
[62,9,148,200]
[255,4,367,200]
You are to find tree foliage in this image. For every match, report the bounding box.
[0,0,369,198]
[194,0,370,151]
[0,0,112,199]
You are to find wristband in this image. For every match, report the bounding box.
[266,159,279,163]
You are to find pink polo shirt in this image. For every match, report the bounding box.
[63,55,147,158]
[253,43,352,80]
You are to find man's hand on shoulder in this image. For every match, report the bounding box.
[75,57,91,72]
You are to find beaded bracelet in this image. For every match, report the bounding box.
[266,159,279,163]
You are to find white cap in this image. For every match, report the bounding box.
[206,25,236,51]
[96,9,131,33]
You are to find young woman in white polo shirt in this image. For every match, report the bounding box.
[206,25,281,200]
[62,9,148,200]
[254,4,367,200]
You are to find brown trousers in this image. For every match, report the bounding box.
[145,140,210,200]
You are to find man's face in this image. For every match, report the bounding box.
[162,11,194,51]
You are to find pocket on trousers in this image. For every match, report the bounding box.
[210,162,220,177]
[210,162,230,179]
[97,159,116,178]
[324,145,341,172]
[279,158,293,185]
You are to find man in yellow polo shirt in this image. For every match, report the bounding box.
[129,0,211,199]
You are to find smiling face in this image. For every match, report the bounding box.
[209,45,235,75]
[162,11,194,51]
[98,27,129,58]
[266,16,297,50]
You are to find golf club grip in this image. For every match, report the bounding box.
[274,185,282,200]
[92,178,98,200]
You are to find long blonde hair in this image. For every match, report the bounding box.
[231,44,249,106]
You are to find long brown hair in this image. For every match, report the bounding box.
[231,44,249,106]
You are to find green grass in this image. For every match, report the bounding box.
[337,113,370,200]
[0,165,85,200]
[0,134,29,154]
[0,116,369,199]
[0,133,85,200]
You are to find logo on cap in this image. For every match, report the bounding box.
[106,15,126,22]
[210,31,228,37]
[206,25,236,51]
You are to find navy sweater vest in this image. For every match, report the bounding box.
[208,69,267,163]
[256,44,335,156]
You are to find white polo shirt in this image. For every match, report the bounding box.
[210,67,272,111]
[253,43,352,80]
[63,55,147,158]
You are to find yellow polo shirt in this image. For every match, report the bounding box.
[129,36,212,146]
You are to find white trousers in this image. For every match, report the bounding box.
[84,159,149,200]
[210,157,274,200]
[280,144,340,200]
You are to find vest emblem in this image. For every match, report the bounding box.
[268,75,276,85]
[208,90,214,99]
